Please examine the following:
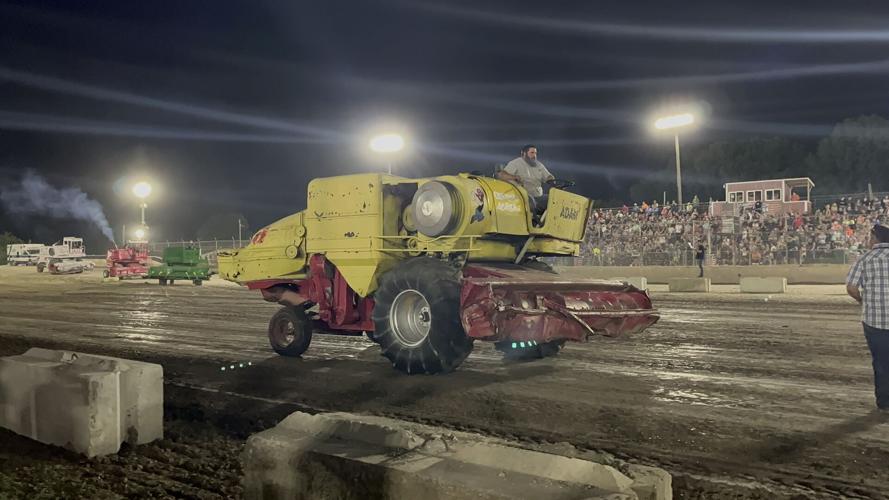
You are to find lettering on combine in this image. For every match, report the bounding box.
[560,206,579,220]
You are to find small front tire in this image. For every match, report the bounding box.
[268,306,313,357]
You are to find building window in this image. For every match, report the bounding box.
[765,189,781,201]
[746,191,762,202]
[729,191,743,202]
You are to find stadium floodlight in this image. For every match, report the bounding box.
[654,113,695,130]
[369,133,405,153]
[134,228,146,240]
[132,181,152,199]
[369,133,405,174]
[652,112,699,205]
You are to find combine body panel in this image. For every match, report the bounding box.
[148,246,211,285]
[105,244,150,279]
[219,172,658,374]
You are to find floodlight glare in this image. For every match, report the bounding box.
[134,228,146,239]
[654,113,695,130]
[369,133,405,153]
[132,181,152,199]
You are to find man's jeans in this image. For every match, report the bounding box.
[863,322,889,409]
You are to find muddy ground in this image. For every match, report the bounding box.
[0,265,885,499]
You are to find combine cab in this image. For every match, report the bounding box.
[104,244,150,280]
[219,173,658,374]
[148,246,211,285]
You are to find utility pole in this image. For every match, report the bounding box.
[674,134,683,206]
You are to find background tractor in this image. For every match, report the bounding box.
[218,173,658,374]
[148,245,211,285]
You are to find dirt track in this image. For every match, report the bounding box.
[0,265,886,499]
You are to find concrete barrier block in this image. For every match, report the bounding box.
[243,411,663,499]
[668,278,711,292]
[0,348,163,456]
[740,277,787,294]
[613,277,648,291]
[626,464,673,500]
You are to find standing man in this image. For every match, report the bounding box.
[696,244,706,277]
[689,242,706,277]
[496,144,555,212]
[846,224,889,412]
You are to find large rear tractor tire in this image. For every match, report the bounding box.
[268,306,313,357]
[496,339,566,361]
[372,257,473,374]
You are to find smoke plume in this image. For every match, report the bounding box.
[0,170,115,243]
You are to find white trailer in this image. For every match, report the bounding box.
[6,244,44,266]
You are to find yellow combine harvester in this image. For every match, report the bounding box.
[219,172,658,374]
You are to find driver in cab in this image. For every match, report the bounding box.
[495,144,555,212]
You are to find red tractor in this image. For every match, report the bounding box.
[104,244,150,280]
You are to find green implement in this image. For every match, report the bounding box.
[148,246,211,286]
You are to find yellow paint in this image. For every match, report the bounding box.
[219,172,593,295]
[217,212,308,283]
[530,188,591,242]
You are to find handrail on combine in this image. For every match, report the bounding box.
[373,234,481,253]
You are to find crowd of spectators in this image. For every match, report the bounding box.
[581,194,889,266]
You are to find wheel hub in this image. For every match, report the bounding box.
[273,319,296,346]
[389,289,432,347]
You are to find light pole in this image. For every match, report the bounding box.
[132,181,152,225]
[653,112,695,206]
[369,133,405,174]
[132,181,152,243]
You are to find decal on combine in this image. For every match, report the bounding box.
[560,206,580,220]
[471,187,486,223]
[251,228,269,245]
[494,191,521,213]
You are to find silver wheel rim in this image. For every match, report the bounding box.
[274,318,296,346]
[389,289,432,347]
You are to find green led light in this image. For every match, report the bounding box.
[520,342,526,348]
[512,342,517,348]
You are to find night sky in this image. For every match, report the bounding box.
[2,0,889,249]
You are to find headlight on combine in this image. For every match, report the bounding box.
[412,181,460,237]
